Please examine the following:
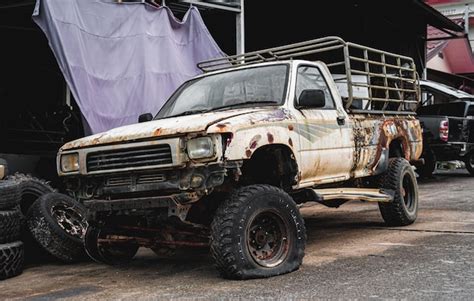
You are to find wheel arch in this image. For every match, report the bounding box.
[239,143,299,191]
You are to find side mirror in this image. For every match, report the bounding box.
[297,89,326,108]
[138,113,153,123]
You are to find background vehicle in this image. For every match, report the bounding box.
[58,37,422,279]
[417,80,474,177]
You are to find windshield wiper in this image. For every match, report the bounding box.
[165,109,212,119]
[214,101,279,111]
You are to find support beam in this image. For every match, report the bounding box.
[236,0,245,54]
[179,0,241,13]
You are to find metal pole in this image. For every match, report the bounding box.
[65,83,72,109]
[464,4,470,36]
[236,0,245,55]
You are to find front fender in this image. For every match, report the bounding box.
[212,124,298,161]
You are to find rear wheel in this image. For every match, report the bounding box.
[379,158,419,226]
[418,148,436,178]
[210,184,306,280]
[464,153,474,176]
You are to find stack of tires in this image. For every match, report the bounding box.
[0,180,24,280]
[8,174,88,263]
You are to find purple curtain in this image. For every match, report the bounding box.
[33,0,225,134]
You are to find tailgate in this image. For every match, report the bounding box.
[448,117,474,143]
[448,117,464,142]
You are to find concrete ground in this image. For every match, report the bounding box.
[1,170,473,300]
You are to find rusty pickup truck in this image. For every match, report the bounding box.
[57,37,422,279]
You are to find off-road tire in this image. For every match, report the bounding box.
[7,174,55,215]
[0,210,21,244]
[26,193,87,263]
[379,158,419,226]
[0,180,20,210]
[464,153,474,176]
[0,241,24,280]
[210,184,306,280]
[417,148,436,178]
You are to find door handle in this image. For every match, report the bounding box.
[337,116,346,126]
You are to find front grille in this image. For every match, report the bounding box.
[87,144,172,172]
[105,173,166,187]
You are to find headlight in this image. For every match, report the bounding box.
[187,137,215,160]
[61,153,79,172]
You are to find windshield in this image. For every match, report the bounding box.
[155,64,289,119]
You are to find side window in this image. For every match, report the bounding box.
[296,66,335,109]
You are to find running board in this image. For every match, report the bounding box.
[312,188,394,203]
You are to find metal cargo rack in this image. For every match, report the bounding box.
[198,36,420,115]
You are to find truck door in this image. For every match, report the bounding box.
[293,64,353,185]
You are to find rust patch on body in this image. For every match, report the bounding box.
[288,124,294,131]
[246,150,252,158]
[249,134,262,150]
[154,128,162,136]
[288,138,293,147]
[267,133,274,144]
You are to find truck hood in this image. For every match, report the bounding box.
[61,108,277,150]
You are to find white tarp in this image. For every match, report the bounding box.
[33,0,225,134]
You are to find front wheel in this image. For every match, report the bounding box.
[210,184,306,280]
[379,158,419,226]
[464,153,474,176]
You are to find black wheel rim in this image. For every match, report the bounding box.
[401,173,416,212]
[51,204,88,239]
[246,210,290,268]
[85,227,137,265]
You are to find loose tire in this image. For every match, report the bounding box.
[0,241,24,280]
[379,158,419,226]
[0,210,21,244]
[464,153,474,176]
[7,174,55,215]
[84,226,138,265]
[0,180,21,210]
[210,184,306,280]
[26,193,88,262]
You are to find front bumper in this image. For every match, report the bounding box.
[84,193,196,222]
[66,163,228,202]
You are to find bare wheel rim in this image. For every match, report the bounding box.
[51,204,88,239]
[470,156,474,168]
[246,210,290,268]
[97,230,138,262]
[402,173,416,212]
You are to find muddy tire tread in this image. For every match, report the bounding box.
[0,241,24,280]
[0,180,21,210]
[26,193,86,263]
[0,210,21,244]
[7,173,55,215]
[379,158,418,226]
[210,184,306,280]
